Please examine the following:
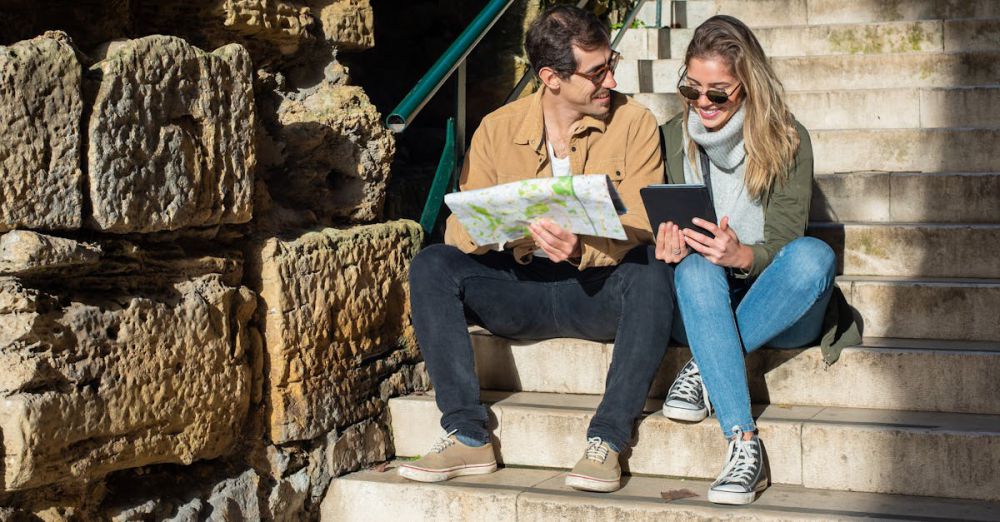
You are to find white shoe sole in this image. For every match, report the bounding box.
[565,473,620,493]
[398,461,497,483]
[662,404,708,422]
[707,480,768,505]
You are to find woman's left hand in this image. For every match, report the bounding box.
[683,216,753,270]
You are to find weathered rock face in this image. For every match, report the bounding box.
[254,221,421,443]
[307,0,374,50]
[0,230,101,276]
[214,0,315,55]
[269,83,395,224]
[87,35,256,234]
[0,32,83,233]
[0,270,256,491]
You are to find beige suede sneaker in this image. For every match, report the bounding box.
[564,437,621,492]
[398,430,497,483]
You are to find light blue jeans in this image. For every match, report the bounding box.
[672,237,836,438]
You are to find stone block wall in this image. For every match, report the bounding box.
[0,1,426,519]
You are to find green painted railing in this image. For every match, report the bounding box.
[418,118,456,234]
[386,0,515,133]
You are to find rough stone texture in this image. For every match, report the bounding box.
[136,0,316,66]
[253,221,422,444]
[268,81,395,224]
[87,35,255,233]
[0,231,101,276]
[0,32,83,233]
[214,0,314,55]
[307,0,374,50]
[0,273,256,490]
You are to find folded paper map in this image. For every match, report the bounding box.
[444,174,628,246]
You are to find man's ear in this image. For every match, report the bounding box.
[538,67,562,90]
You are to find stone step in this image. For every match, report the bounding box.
[322,465,1000,521]
[632,86,1000,130]
[617,18,1000,60]
[840,275,1000,341]
[811,128,999,174]
[387,392,1000,501]
[812,172,1000,224]
[470,332,1000,415]
[615,52,1000,94]
[808,223,1000,278]
[635,0,1000,28]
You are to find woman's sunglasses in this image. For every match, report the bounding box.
[677,82,741,104]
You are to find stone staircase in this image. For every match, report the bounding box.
[321,1,1000,519]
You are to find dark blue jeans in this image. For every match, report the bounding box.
[409,243,676,452]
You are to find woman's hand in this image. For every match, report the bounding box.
[682,216,753,270]
[529,219,581,263]
[655,221,689,263]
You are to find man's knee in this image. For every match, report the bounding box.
[618,246,676,307]
[409,243,464,286]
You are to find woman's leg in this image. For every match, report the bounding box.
[674,253,755,438]
[736,237,837,353]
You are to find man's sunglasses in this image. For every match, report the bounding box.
[677,82,741,104]
[573,51,621,86]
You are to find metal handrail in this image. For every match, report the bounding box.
[418,118,456,234]
[386,0,516,134]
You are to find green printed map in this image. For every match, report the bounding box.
[444,174,627,246]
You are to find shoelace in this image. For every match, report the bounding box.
[668,360,712,414]
[714,428,759,487]
[584,437,609,463]
[431,429,458,453]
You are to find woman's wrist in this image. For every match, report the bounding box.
[734,244,754,271]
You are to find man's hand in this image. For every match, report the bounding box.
[529,219,581,263]
[682,216,753,269]
[654,221,689,263]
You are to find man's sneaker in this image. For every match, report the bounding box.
[708,428,768,505]
[662,358,711,421]
[564,437,621,492]
[398,430,497,483]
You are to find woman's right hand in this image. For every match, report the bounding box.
[655,221,689,263]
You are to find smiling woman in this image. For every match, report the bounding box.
[653,14,860,507]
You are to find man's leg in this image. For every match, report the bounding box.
[408,244,528,444]
[582,245,676,451]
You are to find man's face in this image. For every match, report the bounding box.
[561,45,618,118]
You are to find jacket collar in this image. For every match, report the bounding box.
[513,86,609,150]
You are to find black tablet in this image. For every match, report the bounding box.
[640,184,718,238]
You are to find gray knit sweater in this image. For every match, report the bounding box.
[682,106,765,245]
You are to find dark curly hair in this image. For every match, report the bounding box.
[525,5,610,78]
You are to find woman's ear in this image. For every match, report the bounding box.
[538,67,561,90]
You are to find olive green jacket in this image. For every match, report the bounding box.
[659,112,861,364]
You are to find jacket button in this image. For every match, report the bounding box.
[571,146,577,152]
[615,170,621,177]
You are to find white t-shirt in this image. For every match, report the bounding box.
[534,142,572,258]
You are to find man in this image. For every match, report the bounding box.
[400,5,675,493]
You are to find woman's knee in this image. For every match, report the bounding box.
[778,237,836,283]
[674,254,726,292]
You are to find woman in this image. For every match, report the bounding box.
[654,15,859,505]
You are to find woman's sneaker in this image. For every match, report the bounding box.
[398,430,497,482]
[662,358,712,421]
[708,428,768,505]
[565,437,621,492]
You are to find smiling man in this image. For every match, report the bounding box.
[401,5,675,493]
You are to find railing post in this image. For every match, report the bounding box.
[419,118,457,236]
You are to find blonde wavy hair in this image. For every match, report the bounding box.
[680,15,799,202]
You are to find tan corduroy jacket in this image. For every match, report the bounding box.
[444,87,664,269]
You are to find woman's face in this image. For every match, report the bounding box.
[684,56,743,132]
